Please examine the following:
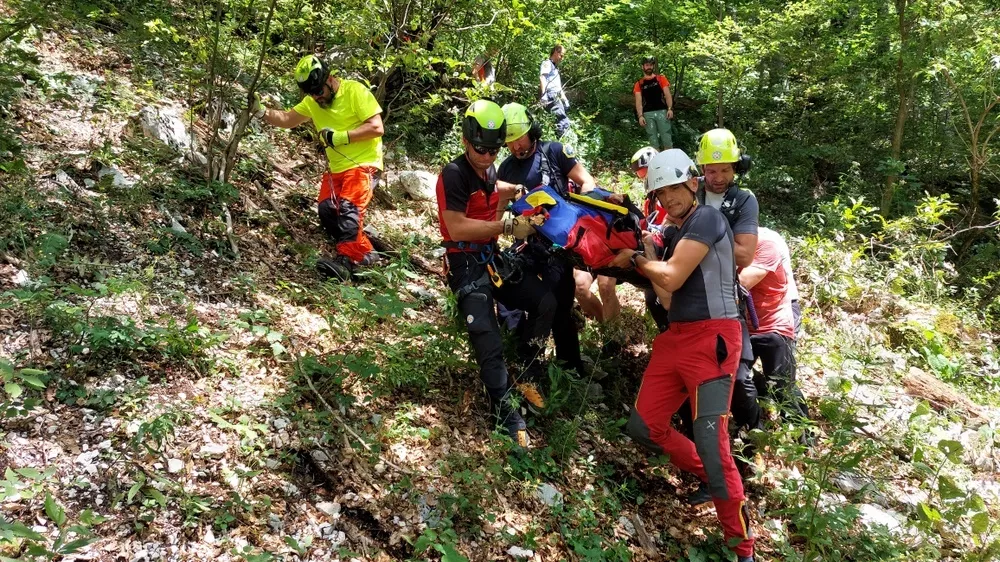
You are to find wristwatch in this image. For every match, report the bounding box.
[630,252,642,269]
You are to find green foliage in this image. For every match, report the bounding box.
[0,359,47,419]
[1,465,106,560]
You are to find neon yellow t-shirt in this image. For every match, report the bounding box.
[293,79,384,173]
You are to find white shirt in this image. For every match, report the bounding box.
[704,190,725,210]
[540,59,563,97]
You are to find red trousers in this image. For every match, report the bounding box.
[633,318,754,558]
[317,167,377,262]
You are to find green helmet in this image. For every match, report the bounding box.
[502,103,532,143]
[695,128,741,165]
[463,100,507,148]
[294,55,329,95]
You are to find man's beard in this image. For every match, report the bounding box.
[643,69,654,76]
[318,97,333,109]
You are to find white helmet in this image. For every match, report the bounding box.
[646,149,697,195]
[630,146,658,176]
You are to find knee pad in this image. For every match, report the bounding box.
[459,292,494,335]
[336,198,362,244]
[626,410,664,455]
[317,199,341,239]
[693,376,734,499]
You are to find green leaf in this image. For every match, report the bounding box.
[19,368,47,376]
[79,509,108,526]
[283,536,302,552]
[917,502,942,523]
[58,537,98,554]
[910,400,932,419]
[4,382,22,399]
[972,512,990,534]
[15,467,43,480]
[127,476,144,503]
[937,439,964,463]
[20,375,45,389]
[146,488,168,507]
[45,492,68,527]
[440,543,469,562]
[8,520,45,540]
[937,475,965,500]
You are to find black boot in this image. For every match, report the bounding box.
[492,397,529,448]
[317,255,352,282]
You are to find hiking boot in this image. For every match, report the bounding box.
[686,482,712,506]
[494,400,529,448]
[516,382,546,409]
[357,251,384,267]
[316,255,352,282]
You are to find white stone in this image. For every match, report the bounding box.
[54,170,78,189]
[507,545,534,558]
[97,163,135,189]
[405,283,439,301]
[12,269,30,286]
[76,450,100,466]
[138,105,194,153]
[858,503,906,534]
[536,482,563,507]
[617,515,635,536]
[199,443,227,457]
[273,417,289,430]
[397,171,437,201]
[317,501,341,517]
[166,459,184,474]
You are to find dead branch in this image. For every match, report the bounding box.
[222,203,239,259]
[290,341,411,475]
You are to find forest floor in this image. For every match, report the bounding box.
[2,24,1000,562]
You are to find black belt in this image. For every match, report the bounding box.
[442,241,495,252]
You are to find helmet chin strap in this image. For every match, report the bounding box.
[674,199,696,222]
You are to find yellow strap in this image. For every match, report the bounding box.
[567,193,629,216]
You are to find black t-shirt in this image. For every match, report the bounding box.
[635,75,669,113]
[497,141,577,195]
[435,154,497,245]
[696,182,759,237]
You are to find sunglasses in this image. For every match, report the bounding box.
[471,144,500,156]
[307,84,327,97]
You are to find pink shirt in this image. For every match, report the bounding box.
[748,229,795,339]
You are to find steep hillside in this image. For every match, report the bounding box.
[2,23,999,562]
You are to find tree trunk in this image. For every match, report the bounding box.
[218,0,278,184]
[716,82,725,127]
[882,0,912,215]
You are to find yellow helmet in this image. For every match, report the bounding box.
[695,128,741,165]
[501,103,532,143]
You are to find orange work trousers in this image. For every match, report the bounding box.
[317,166,379,263]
